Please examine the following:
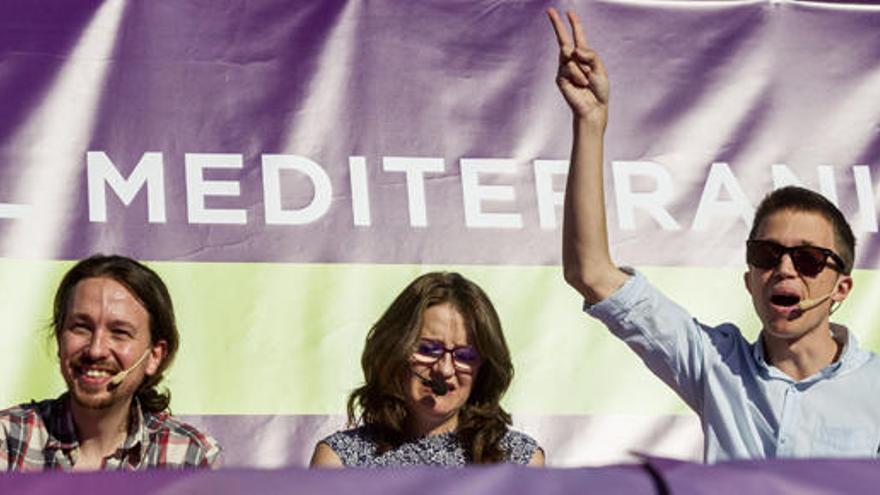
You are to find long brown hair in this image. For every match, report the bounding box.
[52,254,179,414]
[347,272,514,463]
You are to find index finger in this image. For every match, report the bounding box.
[547,8,572,50]
[567,10,589,48]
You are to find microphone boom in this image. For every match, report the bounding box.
[109,349,151,386]
[411,367,448,396]
[796,290,836,312]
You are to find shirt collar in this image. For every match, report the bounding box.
[752,323,865,383]
[44,394,78,450]
[43,393,148,462]
[828,323,871,374]
[119,398,147,458]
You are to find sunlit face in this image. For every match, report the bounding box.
[404,302,481,434]
[57,277,166,411]
[744,210,852,341]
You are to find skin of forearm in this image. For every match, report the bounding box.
[562,117,627,304]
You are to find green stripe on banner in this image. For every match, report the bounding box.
[3,259,880,415]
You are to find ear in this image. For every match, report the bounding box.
[145,340,168,376]
[743,270,751,293]
[831,275,853,303]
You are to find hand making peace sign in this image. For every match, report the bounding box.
[547,8,609,129]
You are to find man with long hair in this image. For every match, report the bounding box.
[0,255,220,470]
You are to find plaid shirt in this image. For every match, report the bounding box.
[0,394,221,471]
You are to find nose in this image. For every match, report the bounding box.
[433,352,456,378]
[776,253,798,277]
[84,328,111,360]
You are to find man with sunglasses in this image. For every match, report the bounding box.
[549,8,880,461]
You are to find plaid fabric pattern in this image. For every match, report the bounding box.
[0,394,221,471]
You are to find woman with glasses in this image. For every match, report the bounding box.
[309,272,544,467]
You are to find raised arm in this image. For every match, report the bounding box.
[548,8,627,304]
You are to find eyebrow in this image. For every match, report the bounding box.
[67,313,95,325]
[67,313,138,331]
[756,238,823,248]
[419,338,474,349]
[107,317,142,332]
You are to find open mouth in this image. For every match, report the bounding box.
[770,294,800,307]
[80,369,112,378]
[73,364,118,385]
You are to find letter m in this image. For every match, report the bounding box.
[87,151,166,222]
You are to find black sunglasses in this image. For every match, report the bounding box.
[746,240,846,277]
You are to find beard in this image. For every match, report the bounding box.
[69,386,118,410]
[61,358,139,411]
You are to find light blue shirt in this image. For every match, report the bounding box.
[586,269,880,462]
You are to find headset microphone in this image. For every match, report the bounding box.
[109,349,151,386]
[796,289,837,312]
[411,367,448,396]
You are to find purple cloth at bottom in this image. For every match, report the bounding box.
[3,457,880,494]
[0,464,652,495]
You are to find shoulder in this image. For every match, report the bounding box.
[846,348,880,382]
[321,426,376,453]
[0,402,36,442]
[310,440,343,468]
[500,429,540,465]
[860,351,880,368]
[143,412,222,468]
[1,397,58,417]
[824,324,880,384]
[319,427,382,467]
[0,399,57,470]
[0,401,42,421]
[0,398,56,433]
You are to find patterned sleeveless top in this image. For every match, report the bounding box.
[321,427,539,467]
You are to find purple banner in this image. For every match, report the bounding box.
[3,457,880,495]
[0,464,655,495]
[647,456,880,495]
[1,1,879,266]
